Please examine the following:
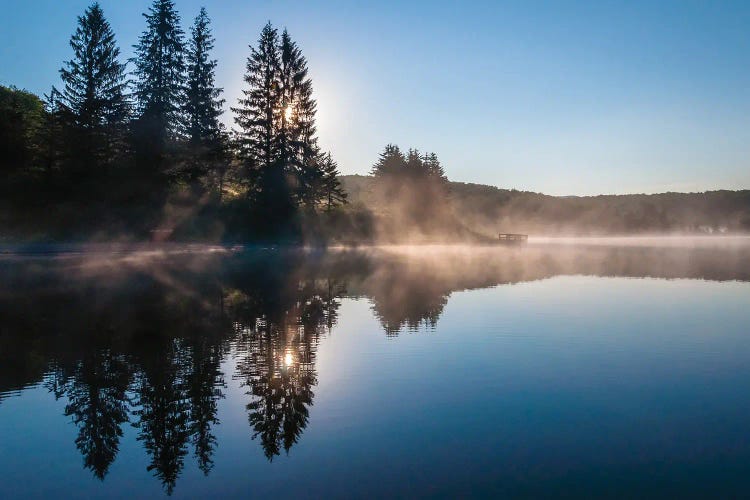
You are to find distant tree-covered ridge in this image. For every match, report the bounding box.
[341,144,749,241]
[342,173,750,238]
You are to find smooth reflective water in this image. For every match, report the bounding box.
[1,240,750,498]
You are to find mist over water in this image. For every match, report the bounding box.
[2,239,750,497]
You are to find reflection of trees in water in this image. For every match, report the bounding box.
[230,278,341,460]
[355,256,451,335]
[127,329,228,493]
[3,244,750,490]
[19,257,345,490]
[235,322,316,460]
[19,267,233,494]
[131,338,191,495]
[188,333,226,475]
[371,291,446,336]
[46,326,228,493]
[127,289,230,493]
[1,246,456,492]
[49,349,131,480]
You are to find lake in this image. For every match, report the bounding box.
[2,239,750,498]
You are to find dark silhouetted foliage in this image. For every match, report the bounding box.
[132,0,186,149]
[183,7,225,186]
[231,22,339,240]
[57,2,130,168]
[320,152,347,212]
[0,86,46,185]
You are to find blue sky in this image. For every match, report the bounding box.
[2,0,749,195]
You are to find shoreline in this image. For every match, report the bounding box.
[2,234,750,257]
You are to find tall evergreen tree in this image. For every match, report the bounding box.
[185,8,223,149]
[184,7,224,184]
[278,30,317,196]
[319,152,347,212]
[233,23,298,235]
[233,24,333,235]
[233,22,281,176]
[58,3,129,166]
[132,0,186,148]
[278,30,320,206]
[277,30,299,176]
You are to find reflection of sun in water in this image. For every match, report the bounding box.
[284,105,293,121]
[283,351,294,367]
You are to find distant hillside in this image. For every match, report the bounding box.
[340,175,750,236]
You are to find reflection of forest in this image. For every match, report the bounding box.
[0,250,348,494]
[0,242,748,492]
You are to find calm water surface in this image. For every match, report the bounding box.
[1,240,750,498]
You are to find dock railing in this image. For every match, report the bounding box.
[498,233,528,242]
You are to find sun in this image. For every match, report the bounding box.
[284,104,294,121]
[283,351,294,367]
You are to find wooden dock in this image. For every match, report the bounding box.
[498,233,528,244]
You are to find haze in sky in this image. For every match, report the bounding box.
[2,0,749,195]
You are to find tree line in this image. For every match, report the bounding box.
[0,1,347,241]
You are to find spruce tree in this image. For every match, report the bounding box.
[371,144,406,177]
[277,30,299,175]
[320,152,347,212]
[422,152,447,181]
[233,24,334,234]
[132,0,186,147]
[405,148,424,178]
[233,22,281,175]
[184,7,224,183]
[58,3,129,165]
[234,23,299,235]
[185,8,223,148]
[278,29,320,206]
[298,149,323,210]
